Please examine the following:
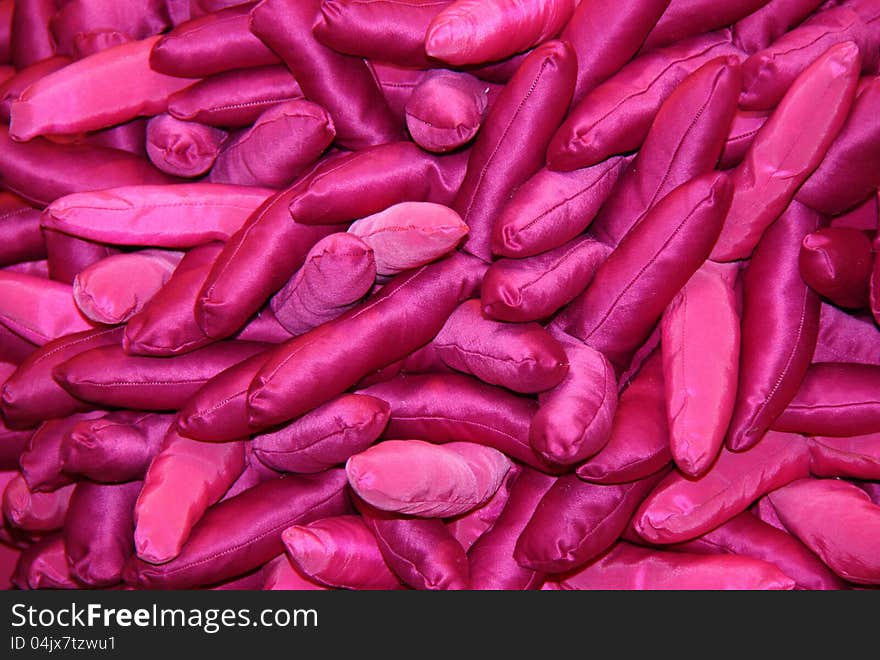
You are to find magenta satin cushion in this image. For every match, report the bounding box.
[360,373,551,472]
[577,350,672,484]
[10,0,56,68]
[253,393,389,473]
[54,340,268,411]
[0,194,45,268]
[424,0,575,66]
[405,72,489,153]
[0,55,71,122]
[491,158,627,259]
[873,239,880,324]
[772,363,880,436]
[556,542,796,590]
[590,57,741,248]
[739,6,877,110]
[346,440,510,518]
[808,433,880,480]
[0,126,175,208]
[553,172,732,372]
[348,202,468,276]
[529,329,617,466]
[134,428,245,564]
[282,515,401,590]
[768,478,880,584]
[814,303,880,366]
[726,201,822,451]
[369,62,428,124]
[145,113,227,178]
[0,419,30,471]
[128,470,349,588]
[261,554,329,590]
[643,0,770,50]
[209,100,335,188]
[661,262,740,477]
[712,43,860,262]
[547,31,742,170]
[61,411,171,483]
[44,230,120,286]
[719,109,770,168]
[633,431,811,544]
[796,75,880,215]
[1,328,122,429]
[434,299,568,394]
[0,0,11,64]
[150,4,280,77]
[2,475,74,533]
[314,0,450,68]
[246,253,485,430]
[669,511,847,590]
[12,535,81,590]
[356,499,469,590]
[453,40,576,262]
[288,143,466,225]
[64,480,142,587]
[50,0,171,57]
[73,250,183,325]
[10,36,196,141]
[733,0,828,53]
[45,184,272,248]
[447,465,517,551]
[167,65,304,128]
[270,233,375,336]
[250,0,399,151]
[798,227,873,308]
[482,237,611,323]
[467,467,554,590]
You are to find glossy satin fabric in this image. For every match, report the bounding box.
[270,233,375,335]
[556,542,796,590]
[481,237,611,323]
[129,470,349,588]
[250,0,399,150]
[43,230,120,285]
[808,433,880,479]
[577,351,672,484]
[0,0,11,64]
[356,499,469,590]
[288,142,466,225]
[0,194,45,268]
[733,0,829,53]
[547,31,742,170]
[797,76,880,215]
[73,249,183,324]
[45,184,271,248]
[261,554,329,590]
[0,418,31,470]
[314,0,451,68]
[644,0,770,50]
[661,262,740,477]
[2,475,74,533]
[447,465,517,551]
[50,0,171,57]
[209,100,335,188]
[167,64,303,127]
[253,393,389,474]
[150,4,279,77]
[798,227,873,307]
[814,302,880,365]
[145,113,227,178]
[530,329,617,466]
[554,172,732,372]
[54,340,267,410]
[347,202,468,276]
[64,480,142,587]
[347,440,510,517]
[61,411,172,483]
[492,157,626,258]
[405,72,489,153]
[424,0,575,66]
[872,237,880,324]
[0,327,122,429]
[590,57,741,248]
[247,253,485,429]
[10,36,196,141]
[669,511,847,590]
[134,428,245,563]
[282,515,401,590]
[633,431,810,544]
[768,478,880,584]
[726,201,822,451]
[453,40,575,262]
[0,55,70,122]
[720,109,770,168]
[434,299,568,394]
[13,535,82,590]
[11,0,57,68]
[360,373,551,471]
[772,363,880,436]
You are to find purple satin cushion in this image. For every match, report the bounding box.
[146,113,227,178]
[454,40,576,261]
[2,474,74,533]
[733,0,829,53]
[798,227,873,308]
[633,431,811,544]
[10,0,57,68]
[209,100,335,188]
[814,302,880,366]
[405,72,489,153]
[253,393,390,474]
[0,194,45,268]
[167,65,304,127]
[43,231,120,285]
[643,0,771,50]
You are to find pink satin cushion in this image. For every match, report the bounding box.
[405,72,489,153]
[2,475,74,533]
[146,113,227,178]
[798,227,873,308]
[808,433,880,480]
[642,0,770,50]
[733,0,828,53]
